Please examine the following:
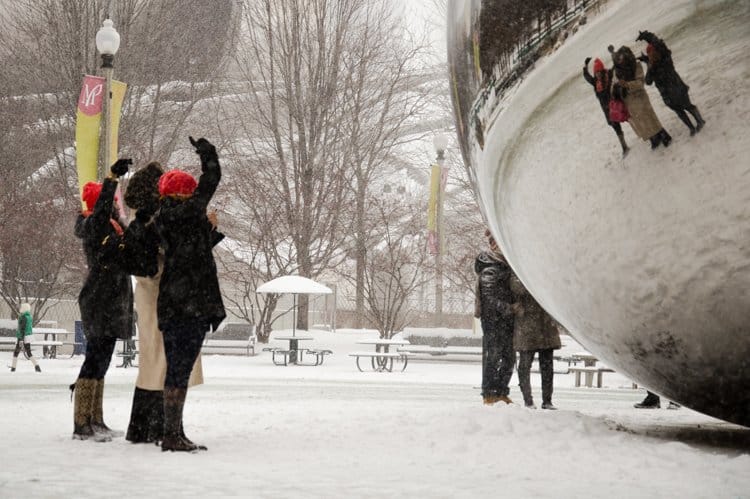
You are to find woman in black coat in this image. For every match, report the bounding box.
[72,159,133,441]
[637,30,706,135]
[583,56,630,156]
[155,136,225,452]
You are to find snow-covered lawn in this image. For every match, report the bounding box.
[1,328,748,498]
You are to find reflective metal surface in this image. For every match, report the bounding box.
[448,0,750,426]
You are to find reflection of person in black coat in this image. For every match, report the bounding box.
[155,137,226,452]
[583,57,630,156]
[72,158,134,442]
[636,30,705,135]
[474,230,516,405]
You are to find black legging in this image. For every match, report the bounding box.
[162,319,208,388]
[517,349,554,403]
[78,336,117,379]
[13,340,34,359]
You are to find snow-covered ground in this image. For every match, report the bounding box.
[1,328,748,498]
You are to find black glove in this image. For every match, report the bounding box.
[584,57,591,66]
[637,52,649,63]
[636,30,653,42]
[189,136,217,160]
[110,158,132,178]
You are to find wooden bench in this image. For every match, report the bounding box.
[349,352,412,372]
[202,338,256,356]
[569,366,615,388]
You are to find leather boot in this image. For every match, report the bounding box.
[689,106,705,131]
[91,379,124,438]
[617,132,630,157]
[634,391,661,408]
[72,379,110,442]
[126,388,164,443]
[162,387,203,452]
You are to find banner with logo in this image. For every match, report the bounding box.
[75,75,127,207]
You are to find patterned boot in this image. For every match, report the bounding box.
[162,387,203,452]
[72,379,110,442]
[91,379,124,438]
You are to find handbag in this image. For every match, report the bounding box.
[608,98,630,122]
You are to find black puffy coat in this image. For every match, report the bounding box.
[75,178,134,340]
[474,251,514,335]
[155,153,226,332]
[644,40,691,110]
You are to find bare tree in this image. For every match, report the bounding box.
[358,193,429,338]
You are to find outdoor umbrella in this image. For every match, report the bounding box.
[256,276,333,337]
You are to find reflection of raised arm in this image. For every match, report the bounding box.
[189,137,221,211]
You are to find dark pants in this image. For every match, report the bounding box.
[13,340,33,359]
[481,322,515,397]
[78,336,117,379]
[517,349,554,404]
[162,320,208,389]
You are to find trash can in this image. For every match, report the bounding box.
[74,320,87,356]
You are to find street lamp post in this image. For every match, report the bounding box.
[95,18,120,181]
[433,133,449,326]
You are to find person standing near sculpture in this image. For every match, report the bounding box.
[122,162,209,445]
[583,56,630,157]
[10,303,41,373]
[636,30,705,136]
[474,230,516,405]
[72,158,133,442]
[608,44,672,149]
[154,137,225,452]
[510,276,561,409]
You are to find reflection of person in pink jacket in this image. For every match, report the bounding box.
[583,56,630,157]
[123,163,204,446]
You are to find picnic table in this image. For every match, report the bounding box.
[34,328,74,359]
[569,351,614,388]
[350,339,411,372]
[270,336,314,365]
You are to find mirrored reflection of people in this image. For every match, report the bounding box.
[636,30,705,136]
[510,276,561,410]
[10,303,41,373]
[583,57,630,157]
[474,230,516,405]
[609,44,672,150]
[155,137,225,452]
[123,163,206,445]
[635,390,680,410]
[72,159,134,442]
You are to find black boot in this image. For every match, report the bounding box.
[675,110,697,136]
[650,134,661,150]
[35,365,41,372]
[162,387,203,452]
[126,388,164,443]
[617,132,630,157]
[689,106,705,132]
[660,129,672,147]
[634,391,661,409]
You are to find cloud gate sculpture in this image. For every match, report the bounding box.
[447,0,749,426]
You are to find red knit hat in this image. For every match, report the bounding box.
[82,181,102,212]
[593,58,605,73]
[158,169,197,198]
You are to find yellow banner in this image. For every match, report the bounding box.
[74,76,127,208]
[426,164,440,231]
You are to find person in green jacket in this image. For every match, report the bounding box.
[10,303,41,372]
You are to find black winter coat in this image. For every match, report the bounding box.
[583,66,615,124]
[474,251,514,335]
[644,41,691,110]
[155,153,226,332]
[75,178,134,340]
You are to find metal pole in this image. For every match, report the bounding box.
[434,152,446,326]
[99,54,114,180]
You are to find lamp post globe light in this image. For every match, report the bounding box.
[95,18,120,180]
[433,133,450,325]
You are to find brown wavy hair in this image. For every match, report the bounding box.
[124,162,164,211]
